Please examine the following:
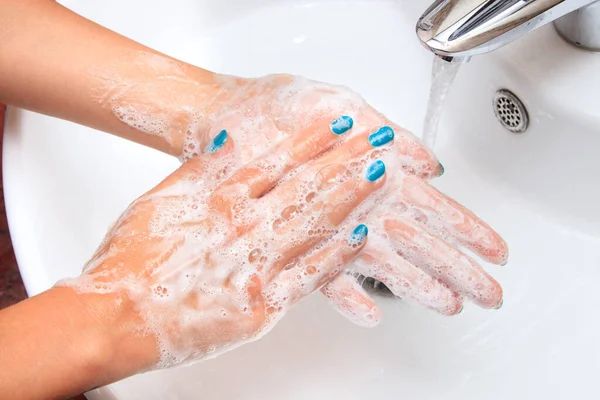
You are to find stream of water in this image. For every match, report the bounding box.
[421,57,465,149]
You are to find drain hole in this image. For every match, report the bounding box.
[360,276,395,297]
[493,89,529,133]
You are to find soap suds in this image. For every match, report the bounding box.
[65,54,506,367]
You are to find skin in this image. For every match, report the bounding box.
[0,0,509,399]
[64,124,389,367]
[0,114,384,399]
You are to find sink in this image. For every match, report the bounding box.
[3,0,600,399]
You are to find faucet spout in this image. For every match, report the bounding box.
[417,0,600,57]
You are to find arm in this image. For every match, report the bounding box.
[0,0,506,333]
[0,0,216,156]
[0,287,156,399]
[0,122,380,399]
[0,4,507,396]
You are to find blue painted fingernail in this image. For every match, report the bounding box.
[330,116,353,135]
[437,162,445,177]
[368,126,395,147]
[366,160,386,182]
[349,224,368,244]
[495,299,504,310]
[456,305,464,315]
[205,129,228,153]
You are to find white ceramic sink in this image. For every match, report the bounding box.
[4,0,600,399]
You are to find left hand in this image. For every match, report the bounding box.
[97,54,439,178]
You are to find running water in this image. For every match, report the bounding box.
[421,56,465,149]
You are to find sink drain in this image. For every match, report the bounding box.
[493,89,529,133]
[362,276,394,297]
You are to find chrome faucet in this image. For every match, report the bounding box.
[416,0,600,58]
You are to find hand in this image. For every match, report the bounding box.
[96,53,438,179]
[193,74,508,322]
[324,170,507,326]
[98,58,508,325]
[0,5,507,396]
[60,118,390,368]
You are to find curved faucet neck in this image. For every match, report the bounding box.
[417,0,600,57]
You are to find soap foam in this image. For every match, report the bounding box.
[61,141,384,367]
[62,55,503,367]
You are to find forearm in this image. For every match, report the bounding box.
[0,286,157,400]
[0,0,218,156]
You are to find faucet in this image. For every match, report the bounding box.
[416,0,600,59]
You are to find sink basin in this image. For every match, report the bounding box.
[3,0,600,399]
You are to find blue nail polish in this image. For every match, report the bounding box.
[330,116,354,135]
[495,299,504,310]
[350,224,368,244]
[437,162,445,177]
[205,129,228,153]
[456,305,464,315]
[368,126,395,147]
[366,160,386,182]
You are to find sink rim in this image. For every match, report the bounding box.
[3,1,600,399]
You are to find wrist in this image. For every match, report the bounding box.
[50,286,159,384]
[95,51,224,159]
[165,68,240,158]
[0,286,159,399]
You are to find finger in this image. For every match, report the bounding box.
[261,123,395,227]
[356,107,442,179]
[390,122,444,179]
[197,110,289,164]
[267,159,386,270]
[155,129,236,192]
[270,223,369,307]
[216,114,355,199]
[384,216,503,309]
[395,175,509,265]
[351,240,463,316]
[321,273,382,328]
[308,124,396,172]
[265,75,365,132]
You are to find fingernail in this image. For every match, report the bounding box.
[366,160,386,182]
[368,126,395,147]
[350,224,369,244]
[205,129,228,153]
[456,305,464,315]
[330,116,354,135]
[437,162,445,177]
[495,299,504,310]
